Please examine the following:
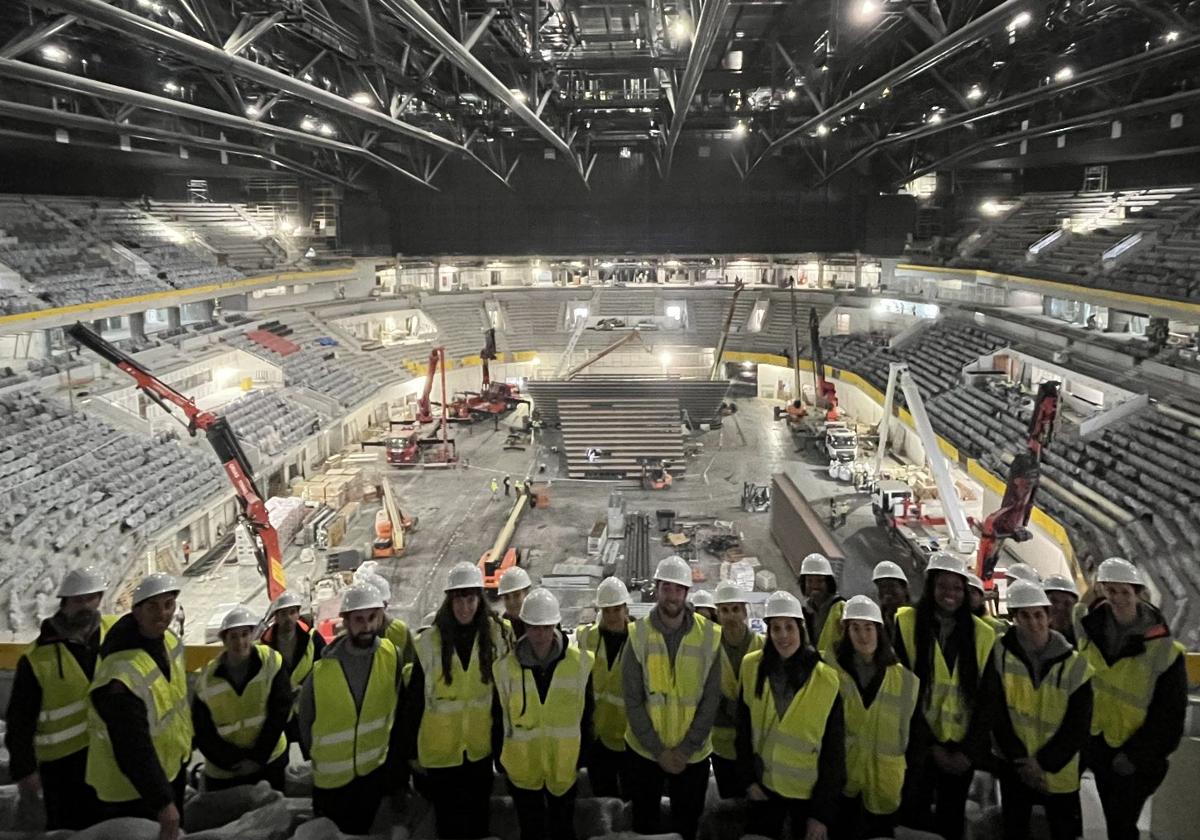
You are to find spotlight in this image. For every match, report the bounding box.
[1054,66,1073,82]
[511,89,528,103]
[966,84,984,101]
[350,92,375,107]
[1007,11,1033,31]
[856,0,879,21]
[619,146,632,159]
[815,124,829,136]
[299,116,317,132]
[785,89,797,101]
[1165,30,1180,43]
[732,122,748,137]
[244,104,261,118]
[318,123,335,136]
[39,45,70,64]
[670,19,691,41]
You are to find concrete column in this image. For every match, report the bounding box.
[1107,310,1135,333]
[127,312,146,342]
[30,329,51,359]
[185,299,215,323]
[166,306,181,330]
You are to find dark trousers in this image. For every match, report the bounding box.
[999,773,1080,840]
[1087,740,1167,840]
[834,794,896,840]
[627,750,710,840]
[427,756,494,839]
[204,755,288,792]
[899,752,973,840]
[711,755,742,799]
[312,766,387,835]
[509,780,577,840]
[747,786,812,840]
[99,767,186,823]
[587,743,629,799]
[40,750,101,830]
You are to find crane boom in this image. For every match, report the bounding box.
[65,322,288,601]
[416,347,444,423]
[563,329,649,379]
[708,279,745,380]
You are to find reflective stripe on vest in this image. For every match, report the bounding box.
[712,630,764,760]
[625,613,721,763]
[996,644,1092,793]
[497,643,593,796]
[827,655,919,815]
[196,645,288,779]
[310,639,398,789]
[385,618,411,664]
[896,607,995,743]
[1076,624,1183,748]
[415,623,505,768]
[815,599,846,654]
[26,615,117,762]
[576,623,630,752]
[740,651,840,799]
[86,630,193,803]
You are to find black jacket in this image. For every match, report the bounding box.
[4,616,103,779]
[192,647,293,773]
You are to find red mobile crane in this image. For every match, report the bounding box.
[975,380,1060,589]
[809,308,840,421]
[463,328,525,416]
[415,346,443,424]
[65,323,288,601]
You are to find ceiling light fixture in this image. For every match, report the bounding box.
[670,19,691,40]
[966,84,984,101]
[1008,11,1033,31]
[856,0,879,21]
[785,89,797,101]
[244,105,260,118]
[1165,30,1180,42]
[318,123,335,136]
[1054,66,1073,82]
[350,92,375,107]
[39,44,70,64]
[732,121,748,137]
[815,124,829,136]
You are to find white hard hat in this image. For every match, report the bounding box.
[596,577,632,608]
[965,572,985,593]
[519,588,562,626]
[354,560,380,579]
[219,605,258,634]
[132,572,180,606]
[1042,574,1079,597]
[653,555,692,588]
[267,590,304,619]
[764,590,806,620]
[57,566,107,598]
[842,594,883,624]
[1005,562,1042,583]
[445,561,484,591]
[872,560,907,584]
[926,552,968,579]
[690,590,716,609]
[1096,557,1144,586]
[359,572,391,603]
[340,583,385,614]
[497,566,532,596]
[1006,579,1051,611]
[800,553,834,577]
[714,581,748,605]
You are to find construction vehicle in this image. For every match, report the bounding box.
[976,380,1060,590]
[463,328,525,416]
[809,308,840,420]
[372,475,417,558]
[640,459,673,490]
[824,422,859,481]
[412,345,459,466]
[563,329,652,379]
[480,485,531,594]
[66,322,288,600]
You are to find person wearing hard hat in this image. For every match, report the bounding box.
[85,572,192,840]
[825,594,919,840]
[622,555,721,840]
[799,553,845,653]
[990,580,1093,840]
[689,589,718,623]
[735,590,845,840]
[871,560,910,633]
[496,589,595,840]
[1075,557,1187,840]
[406,561,508,839]
[575,576,633,799]
[193,606,292,790]
[5,567,114,830]
[1003,562,1042,584]
[892,553,998,840]
[298,583,405,834]
[1042,575,1080,645]
[709,581,764,799]
[965,572,1008,635]
[355,571,415,667]
[498,566,534,642]
[259,590,327,746]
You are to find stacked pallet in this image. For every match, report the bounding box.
[559,398,684,479]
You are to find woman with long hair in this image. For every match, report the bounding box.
[406,562,508,839]
[826,595,920,840]
[893,553,998,840]
[734,590,845,840]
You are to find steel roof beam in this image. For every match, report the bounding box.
[0,14,78,60]
[223,11,287,56]
[662,0,733,177]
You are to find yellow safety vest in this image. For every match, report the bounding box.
[310,639,398,789]
[625,613,721,762]
[813,599,846,653]
[575,622,630,752]
[995,642,1092,793]
[496,643,592,795]
[385,618,412,664]
[826,655,919,815]
[1076,619,1184,748]
[415,623,505,768]
[712,630,764,760]
[740,651,840,799]
[196,645,289,779]
[982,614,1009,637]
[86,630,193,803]
[23,615,117,763]
[895,607,995,743]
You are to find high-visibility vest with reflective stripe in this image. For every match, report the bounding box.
[981,614,1009,637]
[415,623,505,768]
[995,642,1092,793]
[712,630,764,759]
[826,655,919,815]
[385,618,411,663]
[740,651,840,799]
[1075,619,1183,748]
[575,623,630,752]
[86,630,193,803]
[814,599,846,654]
[24,615,117,763]
[496,644,593,795]
[625,613,721,762]
[895,607,995,743]
[196,645,289,779]
[310,639,398,789]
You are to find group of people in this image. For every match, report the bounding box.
[4,548,1188,840]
